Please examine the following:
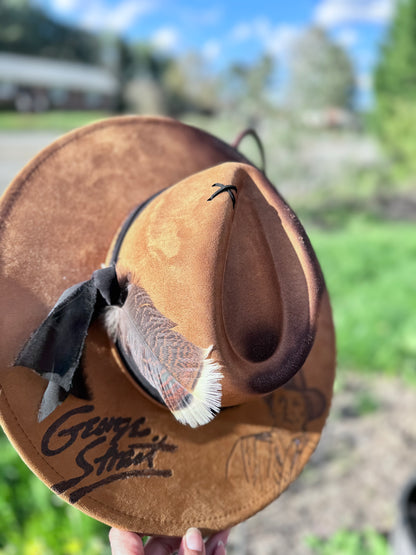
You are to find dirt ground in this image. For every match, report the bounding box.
[226,373,416,554]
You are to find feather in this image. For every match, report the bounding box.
[105,283,223,428]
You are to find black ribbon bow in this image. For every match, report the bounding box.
[14,266,121,422]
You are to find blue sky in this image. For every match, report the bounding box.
[33,0,395,108]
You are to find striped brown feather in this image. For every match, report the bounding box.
[105,283,223,427]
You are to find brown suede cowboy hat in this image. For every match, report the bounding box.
[0,116,335,536]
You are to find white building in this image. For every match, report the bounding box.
[0,52,119,111]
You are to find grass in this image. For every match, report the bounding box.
[0,111,110,131]
[0,433,110,555]
[309,218,416,383]
[306,528,389,554]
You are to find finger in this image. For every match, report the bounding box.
[205,529,231,555]
[109,528,144,555]
[144,535,182,555]
[178,528,206,555]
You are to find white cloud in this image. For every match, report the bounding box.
[202,40,221,62]
[315,0,394,26]
[80,0,155,32]
[335,28,359,47]
[50,0,80,12]
[151,27,181,52]
[230,18,300,57]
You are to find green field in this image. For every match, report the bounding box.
[0,111,110,132]
[310,219,416,383]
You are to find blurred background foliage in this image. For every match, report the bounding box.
[288,27,355,112]
[306,528,389,555]
[373,0,416,179]
[0,0,416,553]
[0,0,101,63]
[0,441,110,554]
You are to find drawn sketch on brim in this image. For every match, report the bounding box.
[225,368,327,492]
[264,369,327,432]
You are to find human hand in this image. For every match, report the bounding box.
[109,526,230,555]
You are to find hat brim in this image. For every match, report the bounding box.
[0,116,335,535]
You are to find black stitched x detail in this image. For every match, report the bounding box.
[207,183,238,208]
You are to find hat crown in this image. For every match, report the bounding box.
[111,162,322,410]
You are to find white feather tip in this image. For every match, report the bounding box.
[172,353,223,428]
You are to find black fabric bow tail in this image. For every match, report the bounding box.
[14,266,121,422]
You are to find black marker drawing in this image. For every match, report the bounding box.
[42,405,178,503]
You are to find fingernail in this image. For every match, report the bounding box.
[214,540,226,555]
[185,527,203,552]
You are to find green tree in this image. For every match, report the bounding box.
[121,45,194,115]
[0,0,101,64]
[374,0,416,102]
[222,54,275,120]
[287,26,355,111]
[171,51,221,114]
[373,0,416,177]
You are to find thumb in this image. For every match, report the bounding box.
[109,528,145,555]
[180,528,206,555]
